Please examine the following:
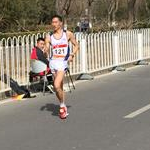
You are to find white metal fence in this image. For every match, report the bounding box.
[1,28,150,93]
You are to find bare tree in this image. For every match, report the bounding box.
[55,0,74,18]
[134,0,143,20]
[73,0,84,17]
[127,0,147,28]
[103,0,119,27]
[55,0,75,27]
[144,0,150,15]
[87,0,95,26]
[127,0,137,27]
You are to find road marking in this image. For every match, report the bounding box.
[124,104,150,118]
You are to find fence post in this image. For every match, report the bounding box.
[113,33,119,67]
[0,41,2,81]
[137,30,148,65]
[0,40,5,91]
[138,31,143,61]
[112,33,125,72]
[77,37,93,80]
[81,38,87,73]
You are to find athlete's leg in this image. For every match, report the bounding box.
[54,71,65,103]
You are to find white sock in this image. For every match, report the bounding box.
[60,102,66,107]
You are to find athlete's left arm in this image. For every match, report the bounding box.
[67,31,79,58]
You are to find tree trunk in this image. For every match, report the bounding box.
[112,0,119,23]
[127,0,137,27]
[87,0,95,30]
[134,0,142,20]
[144,0,150,15]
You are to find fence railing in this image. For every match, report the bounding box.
[1,28,150,93]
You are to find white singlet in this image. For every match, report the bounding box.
[49,30,70,73]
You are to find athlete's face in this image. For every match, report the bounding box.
[37,40,45,50]
[52,17,62,31]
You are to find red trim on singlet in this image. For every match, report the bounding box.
[53,44,68,49]
[53,55,66,58]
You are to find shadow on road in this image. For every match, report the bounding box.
[40,103,71,117]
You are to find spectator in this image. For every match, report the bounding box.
[80,20,89,32]
[84,19,89,32]
[75,22,81,32]
[30,38,52,84]
[31,38,49,66]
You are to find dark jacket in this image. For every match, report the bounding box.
[31,47,49,67]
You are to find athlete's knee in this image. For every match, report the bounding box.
[54,82,61,92]
[54,79,63,88]
[54,81,60,88]
[55,86,62,93]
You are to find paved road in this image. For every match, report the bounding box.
[0,65,150,150]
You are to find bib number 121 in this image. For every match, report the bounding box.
[55,49,65,55]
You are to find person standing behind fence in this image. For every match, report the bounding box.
[45,15,79,119]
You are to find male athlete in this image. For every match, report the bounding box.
[45,15,79,119]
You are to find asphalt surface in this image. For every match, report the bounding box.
[0,65,150,150]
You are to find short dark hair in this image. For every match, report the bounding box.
[51,15,63,22]
[37,37,45,43]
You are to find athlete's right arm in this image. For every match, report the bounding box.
[44,34,51,54]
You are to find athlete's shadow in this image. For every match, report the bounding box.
[40,103,71,117]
